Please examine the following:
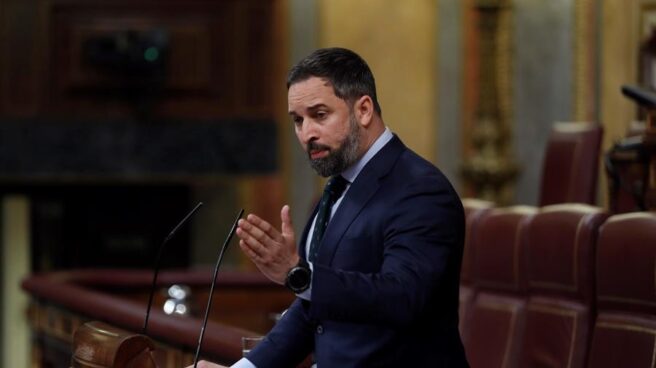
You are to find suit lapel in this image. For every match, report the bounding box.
[315,135,406,266]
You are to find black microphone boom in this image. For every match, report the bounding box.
[142,201,204,335]
[193,209,244,368]
[621,85,656,109]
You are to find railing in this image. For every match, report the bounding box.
[22,269,294,367]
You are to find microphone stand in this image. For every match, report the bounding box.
[194,209,244,368]
[143,202,203,335]
[71,202,205,368]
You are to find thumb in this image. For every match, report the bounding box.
[280,205,294,237]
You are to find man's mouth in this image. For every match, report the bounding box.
[308,141,331,160]
[310,148,329,160]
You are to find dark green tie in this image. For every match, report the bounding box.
[308,175,349,262]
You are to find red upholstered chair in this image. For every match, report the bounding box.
[539,122,603,206]
[518,204,608,368]
[587,212,656,368]
[464,206,537,368]
[459,198,494,338]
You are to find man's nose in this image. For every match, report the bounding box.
[298,121,318,145]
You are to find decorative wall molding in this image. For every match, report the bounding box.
[461,0,518,205]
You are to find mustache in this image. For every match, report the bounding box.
[307,141,330,153]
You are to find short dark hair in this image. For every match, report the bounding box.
[287,47,382,116]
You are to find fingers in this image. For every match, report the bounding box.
[236,213,283,261]
[236,225,267,261]
[235,208,298,285]
[238,221,269,249]
[242,214,283,243]
[239,239,261,260]
[280,205,294,238]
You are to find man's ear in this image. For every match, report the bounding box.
[354,95,374,127]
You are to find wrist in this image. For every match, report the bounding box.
[284,258,311,293]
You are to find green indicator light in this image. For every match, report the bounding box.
[144,47,159,62]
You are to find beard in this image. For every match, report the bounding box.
[307,113,361,177]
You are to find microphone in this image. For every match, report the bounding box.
[621,85,656,109]
[143,201,204,335]
[193,208,244,368]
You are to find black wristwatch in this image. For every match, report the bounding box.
[285,258,312,293]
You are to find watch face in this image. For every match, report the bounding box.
[287,266,311,292]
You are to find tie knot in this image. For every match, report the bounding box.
[324,175,349,200]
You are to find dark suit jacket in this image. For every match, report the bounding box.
[248,135,469,367]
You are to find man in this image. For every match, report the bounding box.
[195,47,468,367]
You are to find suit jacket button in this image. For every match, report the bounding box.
[316,324,324,334]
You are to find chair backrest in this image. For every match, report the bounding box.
[461,198,495,285]
[539,122,603,206]
[587,212,656,368]
[459,198,494,338]
[464,206,536,368]
[518,204,608,368]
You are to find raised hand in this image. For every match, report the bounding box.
[236,205,299,284]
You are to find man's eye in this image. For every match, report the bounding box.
[292,116,303,125]
[316,111,327,119]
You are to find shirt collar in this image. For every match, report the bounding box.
[341,127,394,183]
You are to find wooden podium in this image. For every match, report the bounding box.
[71,321,157,368]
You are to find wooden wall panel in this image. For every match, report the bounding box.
[54,18,214,91]
[1,0,280,120]
[0,0,49,116]
[0,0,287,272]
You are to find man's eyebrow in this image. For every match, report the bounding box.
[307,103,327,110]
[288,103,328,116]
